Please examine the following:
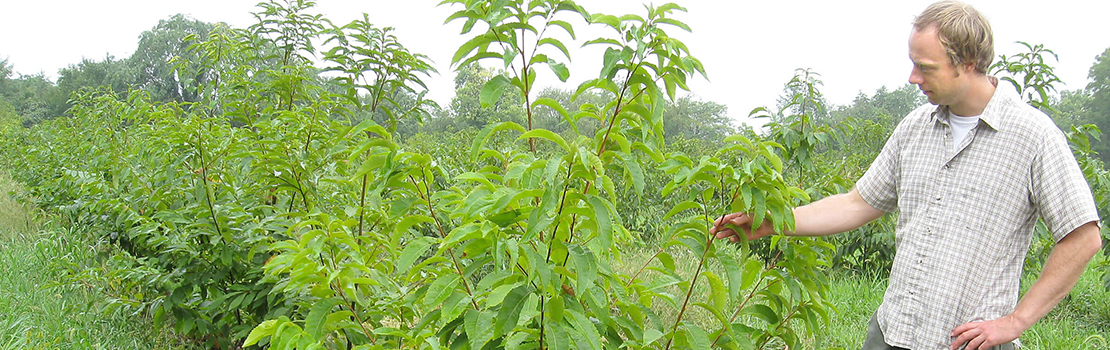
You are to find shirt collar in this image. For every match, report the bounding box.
[929,76,1009,131]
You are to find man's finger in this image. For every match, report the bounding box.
[713,212,743,227]
[951,322,977,336]
[714,227,736,239]
[949,326,980,350]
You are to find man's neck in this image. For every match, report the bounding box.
[949,75,996,117]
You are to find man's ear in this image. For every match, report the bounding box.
[960,61,978,75]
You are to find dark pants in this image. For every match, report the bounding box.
[861,313,1016,350]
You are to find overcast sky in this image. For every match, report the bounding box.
[2,0,1108,125]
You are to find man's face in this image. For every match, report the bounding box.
[908,26,970,106]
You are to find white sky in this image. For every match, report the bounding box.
[2,0,1108,125]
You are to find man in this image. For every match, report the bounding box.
[710,1,1103,349]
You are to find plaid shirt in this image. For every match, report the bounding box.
[856,82,1099,349]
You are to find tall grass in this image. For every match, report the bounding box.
[0,173,194,349]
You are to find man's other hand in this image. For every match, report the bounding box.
[949,315,1024,350]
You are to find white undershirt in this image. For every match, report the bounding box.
[948,112,980,155]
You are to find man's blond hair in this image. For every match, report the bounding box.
[913,1,994,74]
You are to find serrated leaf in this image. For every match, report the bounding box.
[496,285,533,334]
[464,309,496,349]
[681,322,711,350]
[620,152,645,196]
[441,292,470,324]
[702,270,727,311]
[518,128,571,153]
[305,298,340,341]
[480,75,511,108]
[568,244,598,293]
[586,196,613,248]
[567,309,603,350]
[396,236,436,276]
[423,274,460,307]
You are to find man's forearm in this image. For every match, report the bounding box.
[790,188,885,236]
[1011,221,1102,329]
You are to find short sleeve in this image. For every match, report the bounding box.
[856,120,906,213]
[1030,127,1100,242]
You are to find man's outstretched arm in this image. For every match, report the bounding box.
[711,188,886,241]
[950,221,1103,350]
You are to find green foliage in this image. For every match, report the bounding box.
[1083,47,1110,163]
[0,1,847,349]
[754,68,836,190]
[130,14,218,103]
[991,41,1062,112]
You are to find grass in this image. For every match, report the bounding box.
[810,258,1110,350]
[0,173,194,349]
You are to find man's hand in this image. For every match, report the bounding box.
[710,212,775,242]
[949,314,1025,350]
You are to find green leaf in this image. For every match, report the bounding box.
[496,285,534,334]
[452,33,491,65]
[394,215,435,237]
[643,328,664,346]
[532,97,569,120]
[538,37,571,61]
[470,121,526,162]
[243,318,282,346]
[480,75,511,108]
[715,251,743,298]
[548,20,576,39]
[568,244,598,293]
[423,274,461,307]
[702,270,727,311]
[440,223,484,250]
[589,14,620,29]
[664,200,701,220]
[655,18,692,32]
[546,294,564,322]
[620,152,645,196]
[305,298,340,340]
[464,309,496,350]
[741,256,762,291]
[567,309,603,350]
[680,322,711,350]
[586,196,613,248]
[745,304,780,324]
[600,47,621,78]
[518,129,571,153]
[396,236,436,276]
[545,319,570,349]
[441,292,471,324]
[548,61,570,82]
